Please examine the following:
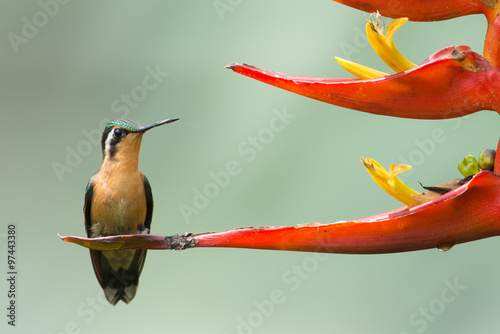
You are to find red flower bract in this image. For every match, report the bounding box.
[194,171,500,254]
[332,0,485,21]
[227,46,500,119]
[61,171,500,254]
[61,1,500,256]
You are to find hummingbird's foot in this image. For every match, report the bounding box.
[136,225,150,234]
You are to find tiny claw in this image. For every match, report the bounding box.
[136,225,150,234]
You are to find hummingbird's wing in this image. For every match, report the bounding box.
[83,176,108,299]
[143,174,154,230]
[83,176,95,237]
[134,174,153,276]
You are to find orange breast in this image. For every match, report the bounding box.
[90,168,147,237]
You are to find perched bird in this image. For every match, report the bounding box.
[84,118,178,305]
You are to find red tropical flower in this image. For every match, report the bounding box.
[62,2,500,256]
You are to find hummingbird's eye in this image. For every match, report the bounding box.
[113,128,127,139]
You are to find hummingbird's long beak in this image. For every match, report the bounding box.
[138,118,179,133]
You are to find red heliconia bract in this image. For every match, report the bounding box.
[61,169,500,254]
[193,172,500,253]
[61,1,500,257]
[227,46,500,119]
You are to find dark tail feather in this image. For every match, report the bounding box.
[102,268,139,305]
[89,249,146,305]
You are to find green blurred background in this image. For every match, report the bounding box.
[1,1,499,333]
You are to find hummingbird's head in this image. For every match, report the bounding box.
[101,118,179,160]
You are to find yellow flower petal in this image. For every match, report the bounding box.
[334,57,388,79]
[361,157,419,206]
[388,163,413,179]
[366,12,416,73]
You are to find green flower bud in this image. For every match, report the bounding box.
[458,154,479,177]
[478,149,496,171]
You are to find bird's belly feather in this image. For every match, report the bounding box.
[90,174,147,237]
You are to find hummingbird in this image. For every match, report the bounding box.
[83,117,178,305]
